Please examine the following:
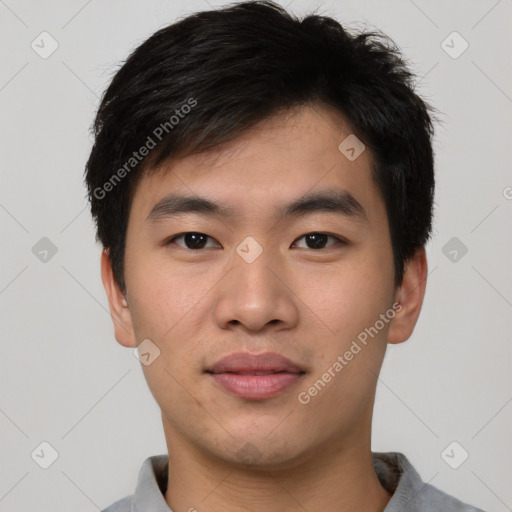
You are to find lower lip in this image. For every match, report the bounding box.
[209,372,304,400]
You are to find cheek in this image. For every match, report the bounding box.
[126,249,203,336]
[126,257,212,391]
[129,267,205,412]
[302,260,392,341]
[297,260,392,422]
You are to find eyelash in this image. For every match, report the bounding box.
[164,232,347,250]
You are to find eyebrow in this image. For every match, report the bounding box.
[146,190,367,224]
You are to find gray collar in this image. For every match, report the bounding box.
[123,452,482,512]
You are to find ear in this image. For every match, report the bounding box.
[100,249,137,348]
[387,246,428,345]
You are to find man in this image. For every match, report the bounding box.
[85,1,484,510]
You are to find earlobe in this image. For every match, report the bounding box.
[100,249,137,348]
[387,247,428,345]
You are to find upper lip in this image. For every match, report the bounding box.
[206,352,306,375]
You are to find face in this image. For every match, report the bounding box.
[104,104,423,470]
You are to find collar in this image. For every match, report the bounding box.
[129,451,477,512]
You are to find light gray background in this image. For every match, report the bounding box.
[1,0,511,510]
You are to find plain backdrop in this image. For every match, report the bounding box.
[1,0,511,510]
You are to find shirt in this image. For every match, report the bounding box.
[101,452,485,512]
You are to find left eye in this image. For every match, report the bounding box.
[291,232,343,250]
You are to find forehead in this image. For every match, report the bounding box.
[129,104,386,227]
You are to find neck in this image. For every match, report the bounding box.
[163,418,391,512]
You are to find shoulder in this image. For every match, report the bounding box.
[100,454,169,512]
[374,452,486,512]
[101,494,134,512]
[407,480,486,512]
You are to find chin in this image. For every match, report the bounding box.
[226,443,308,472]
[206,427,311,472]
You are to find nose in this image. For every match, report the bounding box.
[213,249,299,333]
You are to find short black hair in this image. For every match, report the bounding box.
[85,0,436,295]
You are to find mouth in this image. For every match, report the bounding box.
[205,352,307,400]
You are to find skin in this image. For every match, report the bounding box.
[101,103,428,512]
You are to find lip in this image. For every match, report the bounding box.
[206,352,306,400]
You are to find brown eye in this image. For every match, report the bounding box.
[292,232,344,250]
[167,232,220,250]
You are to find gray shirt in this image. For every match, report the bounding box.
[102,452,485,512]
